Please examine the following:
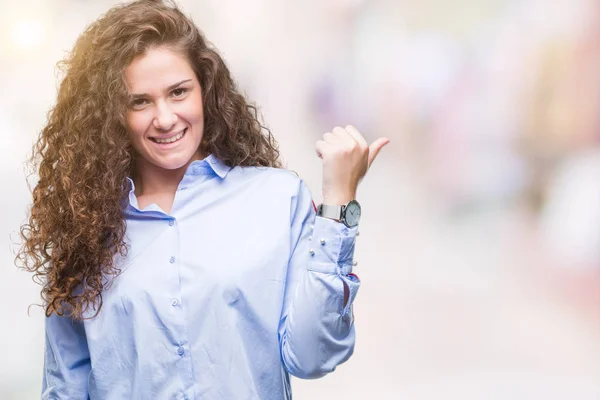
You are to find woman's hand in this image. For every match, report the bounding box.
[315,125,389,205]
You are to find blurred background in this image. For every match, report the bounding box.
[1,0,599,398]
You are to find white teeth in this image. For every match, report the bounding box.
[154,130,185,144]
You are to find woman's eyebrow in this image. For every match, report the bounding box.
[130,79,193,99]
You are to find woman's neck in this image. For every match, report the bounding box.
[134,162,185,197]
[132,152,204,212]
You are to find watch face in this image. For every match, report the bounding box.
[344,200,361,227]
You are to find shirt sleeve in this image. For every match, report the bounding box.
[278,178,361,379]
[42,312,91,399]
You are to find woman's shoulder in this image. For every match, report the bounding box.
[226,165,311,202]
[233,165,303,188]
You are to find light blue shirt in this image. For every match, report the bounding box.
[42,154,360,400]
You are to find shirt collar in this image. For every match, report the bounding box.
[125,154,231,186]
[124,154,232,210]
[185,153,232,179]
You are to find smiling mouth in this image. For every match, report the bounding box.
[151,128,187,144]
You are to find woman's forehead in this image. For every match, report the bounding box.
[124,47,195,92]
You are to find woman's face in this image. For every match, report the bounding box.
[124,46,205,175]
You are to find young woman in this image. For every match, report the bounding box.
[18,1,388,398]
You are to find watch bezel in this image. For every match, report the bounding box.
[342,200,361,228]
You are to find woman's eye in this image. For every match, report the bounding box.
[172,88,187,97]
[131,99,148,108]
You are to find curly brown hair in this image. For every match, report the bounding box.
[16,0,282,320]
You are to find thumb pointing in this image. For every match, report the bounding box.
[368,137,390,168]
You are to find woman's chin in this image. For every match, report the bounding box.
[136,155,195,174]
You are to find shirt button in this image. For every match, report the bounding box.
[168,220,174,226]
[169,257,175,264]
[178,347,185,356]
[171,299,179,307]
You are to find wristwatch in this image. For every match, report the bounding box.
[317,200,361,228]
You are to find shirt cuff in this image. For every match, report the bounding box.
[306,216,358,275]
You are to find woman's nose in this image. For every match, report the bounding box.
[153,102,178,131]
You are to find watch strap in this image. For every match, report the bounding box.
[317,204,344,220]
